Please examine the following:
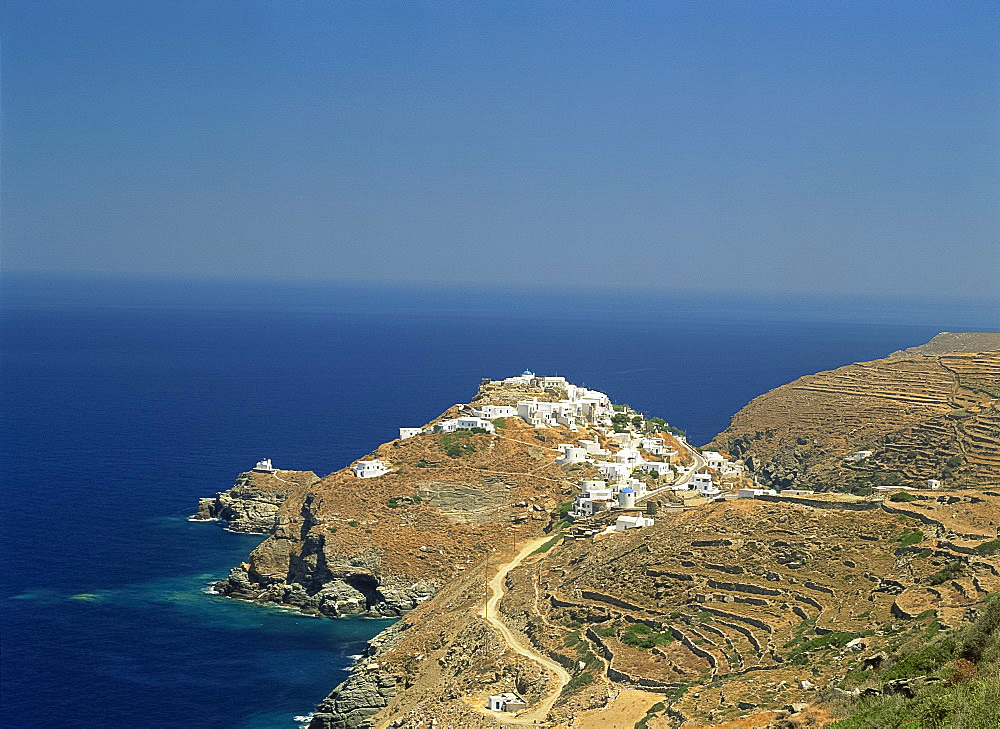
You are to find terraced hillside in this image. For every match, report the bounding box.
[710,339,1000,492]
[326,492,1000,729]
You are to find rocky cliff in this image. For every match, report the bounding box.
[194,469,318,533]
[198,387,617,624]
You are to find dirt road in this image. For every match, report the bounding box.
[479,535,571,725]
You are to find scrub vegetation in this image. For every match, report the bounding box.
[828,594,1000,729]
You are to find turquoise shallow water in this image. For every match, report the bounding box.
[4,513,390,729]
[4,279,986,727]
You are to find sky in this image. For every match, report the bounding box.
[2,1,998,300]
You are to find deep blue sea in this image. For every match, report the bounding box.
[2,275,996,728]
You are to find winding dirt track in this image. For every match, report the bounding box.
[478,536,571,725]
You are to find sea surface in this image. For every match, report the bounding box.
[1,275,995,728]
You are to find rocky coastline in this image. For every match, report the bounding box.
[306,622,409,729]
[194,469,318,533]
[193,469,438,727]
[196,471,438,619]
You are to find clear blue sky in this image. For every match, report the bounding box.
[2,1,998,299]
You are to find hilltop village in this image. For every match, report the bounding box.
[195,336,1000,729]
[351,371,762,538]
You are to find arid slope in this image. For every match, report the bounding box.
[709,337,1000,492]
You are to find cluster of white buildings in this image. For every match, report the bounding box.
[397,371,614,442]
[569,479,657,532]
[493,370,616,430]
[398,415,496,441]
[572,479,642,516]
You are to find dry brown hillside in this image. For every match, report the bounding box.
[309,492,1000,729]
[709,340,1000,493]
[212,407,607,617]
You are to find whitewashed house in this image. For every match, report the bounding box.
[576,390,613,425]
[609,432,636,447]
[557,447,589,465]
[615,514,654,532]
[847,450,873,462]
[577,438,607,456]
[535,376,568,390]
[253,458,275,473]
[642,437,666,455]
[622,477,648,497]
[927,479,942,489]
[352,460,388,479]
[478,404,517,419]
[573,480,615,517]
[455,416,495,432]
[691,472,721,497]
[488,693,527,712]
[398,427,423,441]
[638,461,672,477]
[738,487,778,499]
[597,461,633,483]
[517,398,578,428]
[433,417,494,433]
[702,450,741,474]
[614,448,643,467]
[702,451,726,470]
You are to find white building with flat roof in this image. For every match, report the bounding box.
[615,514,654,532]
[691,472,721,497]
[638,461,672,477]
[597,461,633,483]
[573,480,615,517]
[399,427,422,441]
[455,416,495,432]
[614,447,643,466]
[478,405,517,419]
[352,459,388,479]
[738,487,778,499]
[488,692,527,712]
[702,450,742,474]
[557,447,589,465]
[535,376,568,390]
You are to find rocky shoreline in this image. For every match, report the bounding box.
[306,622,409,729]
[194,470,437,728]
[195,469,318,533]
[196,470,438,619]
[214,560,436,618]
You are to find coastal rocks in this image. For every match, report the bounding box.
[309,624,408,729]
[215,563,436,618]
[194,470,317,533]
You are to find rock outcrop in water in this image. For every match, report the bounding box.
[194,469,318,533]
